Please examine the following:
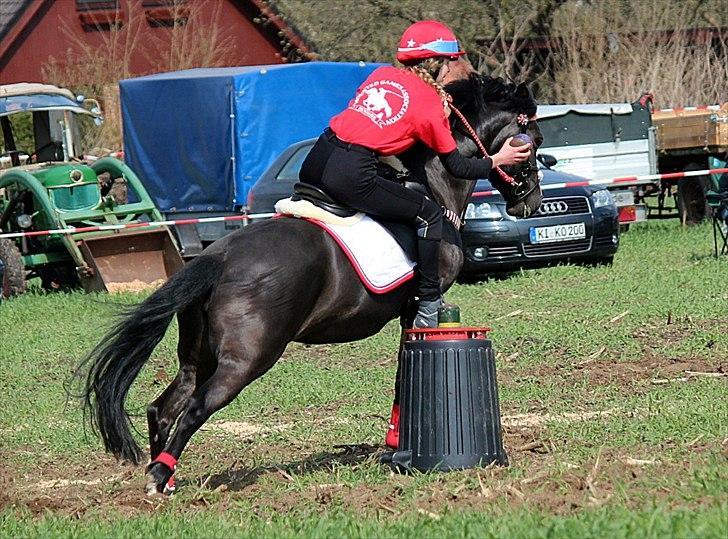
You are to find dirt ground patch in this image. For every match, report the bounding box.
[499,317,726,389]
[505,349,725,390]
[200,420,292,440]
[4,430,724,520]
[4,440,716,519]
[573,355,725,387]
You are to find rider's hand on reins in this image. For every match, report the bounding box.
[491,137,531,168]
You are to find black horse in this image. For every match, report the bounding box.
[80,73,543,494]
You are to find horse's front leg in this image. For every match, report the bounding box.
[439,240,464,294]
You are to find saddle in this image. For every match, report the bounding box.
[287,160,459,258]
[291,183,356,218]
[277,185,418,294]
[291,161,414,218]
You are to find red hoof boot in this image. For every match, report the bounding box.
[385,403,400,449]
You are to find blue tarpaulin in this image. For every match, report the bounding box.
[120,62,383,213]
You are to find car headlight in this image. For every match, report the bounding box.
[465,201,502,220]
[591,189,614,209]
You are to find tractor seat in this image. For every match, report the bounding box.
[291,182,357,218]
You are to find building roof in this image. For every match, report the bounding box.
[0,0,314,76]
[0,0,32,42]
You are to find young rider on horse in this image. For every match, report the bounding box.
[300,20,531,328]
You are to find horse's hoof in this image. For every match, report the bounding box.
[145,475,164,496]
[145,462,174,496]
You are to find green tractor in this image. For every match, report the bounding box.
[0,83,182,297]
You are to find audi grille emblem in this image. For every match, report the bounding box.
[538,201,569,215]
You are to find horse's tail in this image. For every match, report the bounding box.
[79,253,225,464]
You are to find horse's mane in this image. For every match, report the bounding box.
[445,74,537,119]
[399,72,538,187]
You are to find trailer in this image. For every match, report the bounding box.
[651,103,728,224]
[536,99,728,226]
[119,62,383,256]
[537,102,654,225]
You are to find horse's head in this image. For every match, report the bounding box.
[445,74,543,218]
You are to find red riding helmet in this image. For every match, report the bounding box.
[396,20,466,64]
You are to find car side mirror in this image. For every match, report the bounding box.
[538,154,557,168]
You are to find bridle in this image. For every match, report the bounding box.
[449,104,540,205]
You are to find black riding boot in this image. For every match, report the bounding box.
[413,238,442,328]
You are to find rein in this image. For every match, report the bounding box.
[448,102,541,211]
[448,103,517,186]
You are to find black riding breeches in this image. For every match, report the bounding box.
[300,130,443,301]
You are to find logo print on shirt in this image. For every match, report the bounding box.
[350,80,409,128]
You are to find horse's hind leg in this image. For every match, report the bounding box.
[145,313,290,494]
[146,305,213,459]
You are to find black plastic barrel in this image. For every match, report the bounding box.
[388,328,507,472]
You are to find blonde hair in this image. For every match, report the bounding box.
[406,61,452,113]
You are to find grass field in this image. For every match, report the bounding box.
[1,220,727,538]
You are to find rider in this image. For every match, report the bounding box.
[299,20,531,328]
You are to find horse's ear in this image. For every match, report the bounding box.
[515,82,530,98]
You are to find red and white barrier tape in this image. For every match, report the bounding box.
[0,212,275,239]
[472,167,728,197]
[3,166,728,239]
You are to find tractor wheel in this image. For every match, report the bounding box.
[0,239,26,297]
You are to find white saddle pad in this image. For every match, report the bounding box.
[274,198,415,294]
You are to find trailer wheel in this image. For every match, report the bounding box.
[676,164,710,225]
[0,239,26,297]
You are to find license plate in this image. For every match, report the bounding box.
[529,223,586,243]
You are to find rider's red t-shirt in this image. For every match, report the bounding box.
[329,66,457,156]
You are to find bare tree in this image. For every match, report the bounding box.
[42,0,236,150]
[547,0,728,106]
